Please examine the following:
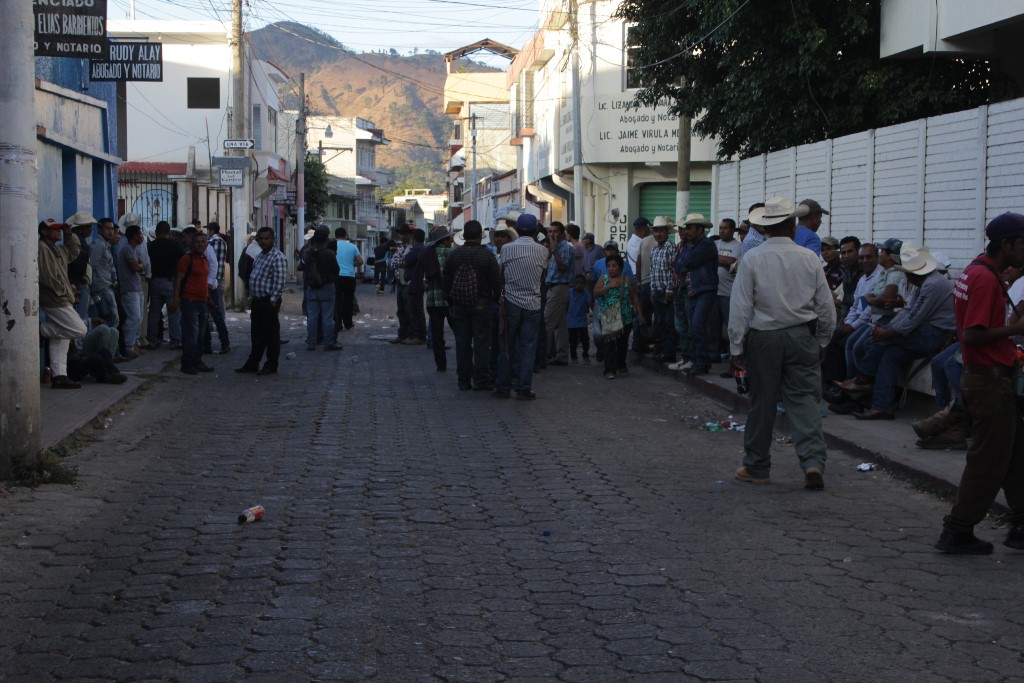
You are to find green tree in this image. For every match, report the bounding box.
[304,155,329,223]
[615,0,1000,159]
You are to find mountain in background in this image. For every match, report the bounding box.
[250,21,501,197]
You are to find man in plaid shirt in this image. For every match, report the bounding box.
[650,220,678,363]
[203,221,231,354]
[236,227,287,375]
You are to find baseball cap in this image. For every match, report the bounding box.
[603,240,619,249]
[986,212,1024,242]
[799,199,830,216]
[821,236,840,248]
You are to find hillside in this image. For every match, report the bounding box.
[250,22,499,194]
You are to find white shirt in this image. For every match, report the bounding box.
[626,234,643,274]
[728,237,837,356]
[844,264,884,329]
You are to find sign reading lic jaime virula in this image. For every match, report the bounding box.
[90,42,163,81]
[34,0,108,58]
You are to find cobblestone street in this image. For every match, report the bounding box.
[2,286,1023,682]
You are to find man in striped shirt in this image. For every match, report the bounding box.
[236,227,287,376]
[495,214,548,400]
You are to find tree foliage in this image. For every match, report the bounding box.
[304,155,329,223]
[615,0,1001,159]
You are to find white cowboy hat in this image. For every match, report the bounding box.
[895,245,938,276]
[748,198,809,227]
[119,211,142,230]
[681,213,712,227]
[652,216,675,228]
[65,211,97,227]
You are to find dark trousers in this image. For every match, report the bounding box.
[653,294,677,361]
[453,300,493,386]
[488,301,501,381]
[245,297,281,371]
[427,306,450,370]
[68,348,118,382]
[569,327,590,360]
[396,284,410,339]
[335,276,357,329]
[821,326,849,386]
[685,291,717,366]
[202,284,230,352]
[944,372,1024,532]
[633,283,654,354]
[179,299,208,370]
[603,323,633,373]
[408,290,427,340]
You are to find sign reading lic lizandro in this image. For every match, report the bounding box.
[34,0,108,58]
[90,42,163,82]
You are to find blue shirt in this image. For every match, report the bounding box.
[794,225,821,256]
[335,240,360,277]
[568,289,591,328]
[545,240,574,284]
[592,257,635,284]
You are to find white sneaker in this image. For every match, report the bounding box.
[667,360,694,371]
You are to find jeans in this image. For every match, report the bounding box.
[91,287,119,328]
[408,290,427,340]
[944,372,1024,533]
[568,327,590,360]
[685,290,717,366]
[453,299,493,386]
[120,290,143,349]
[931,342,963,410]
[673,285,691,360]
[243,297,281,370]
[74,282,91,324]
[543,283,570,362]
[496,301,541,394]
[742,326,827,479]
[305,285,336,346]
[395,284,410,340]
[428,306,450,370]
[652,293,677,361]
[856,324,951,412]
[202,284,230,351]
[488,301,500,382]
[179,299,208,370]
[148,277,181,346]
[335,276,357,329]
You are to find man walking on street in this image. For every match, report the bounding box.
[495,214,548,400]
[171,232,214,375]
[543,221,574,366]
[729,198,836,489]
[39,218,89,388]
[236,227,288,375]
[389,225,412,344]
[444,220,502,390]
[303,227,342,351]
[936,212,1024,555]
[334,227,363,331]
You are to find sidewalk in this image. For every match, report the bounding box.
[637,355,1008,512]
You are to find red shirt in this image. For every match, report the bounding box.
[177,252,210,302]
[954,254,1013,367]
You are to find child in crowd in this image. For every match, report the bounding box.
[568,274,592,363]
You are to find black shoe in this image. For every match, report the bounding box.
[1005,525,1024,550]
[827,401,860,415]
[934,530,994,555]
[181,366,199,375]
[235,365,259,374]
[516,390,537,401]
[168,343,182,350]
[218,346,231,354]
[492,389,511,399]
[258,366,278,376]
[437,366,447,372]
[196,363,215,373]
[684,365,710,376]
[325,343,343,351]
[203,347,214,355]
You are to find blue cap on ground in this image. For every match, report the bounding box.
[516,213,538,234]
[986,212,1024,242]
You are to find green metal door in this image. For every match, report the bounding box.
[638,182,710,221]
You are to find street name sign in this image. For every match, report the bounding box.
[34,0,108,58]
[89,41,163,82]
[223,139,255,150]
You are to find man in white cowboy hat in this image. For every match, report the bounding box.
[729,197,836,490]
[835,244,956,420]
[937,212,1024,555]
[649,217,678,363]
[65,212,96,324]
[675,213,719,376]
[635,217,670,357]
[39,217,89,388]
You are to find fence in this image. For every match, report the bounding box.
[118,170,178,230]
[712,96,1024,274]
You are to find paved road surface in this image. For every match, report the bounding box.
[1,286,1022,682]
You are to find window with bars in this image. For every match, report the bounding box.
[625,25,644,90]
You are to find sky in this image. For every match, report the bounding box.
[109,0,541,58]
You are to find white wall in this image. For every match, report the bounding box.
[713,97,1024,275]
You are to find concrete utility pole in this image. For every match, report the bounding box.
[675,77,691,221]
[569,0,584,227]
[230,0,247,302]
[0,0,41,472]
[296,72,306,239]
[470,114,478,223]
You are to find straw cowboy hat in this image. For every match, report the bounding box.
[681,213,712,228]
[895,245,938,276]
[748,198,809,226]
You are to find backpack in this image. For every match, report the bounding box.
[304,246,326,289]
[237,249,254,287]
[450,262,479,306]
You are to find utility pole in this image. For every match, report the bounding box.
[569,0,584,226]
[0,0,41,472]
[676,77,691,221]
[470,114,478,223]
[230,0,247,303]
[296,72,306,244]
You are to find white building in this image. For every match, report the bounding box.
[505,0,719,245]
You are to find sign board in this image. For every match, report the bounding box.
[211,156,252,170]
[89,41,163,81]
[220,168,244,188]
[560,95,682,170]
[34,0,108,58]
[223,139,255,150]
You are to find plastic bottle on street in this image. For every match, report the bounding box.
[238,505,265,524]
[735,369,749,395]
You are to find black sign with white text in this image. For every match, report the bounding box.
[90,42,163,81]
[34,0,108,58]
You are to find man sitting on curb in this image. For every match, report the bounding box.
[834,245,956,420]
[39,217,89,389]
